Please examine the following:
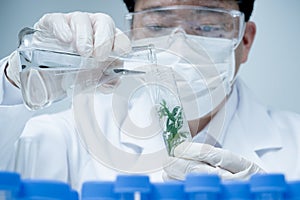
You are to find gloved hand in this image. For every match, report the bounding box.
[163,141,265,181]
[5,12,131,88]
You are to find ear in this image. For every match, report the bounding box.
[241,22,256,63]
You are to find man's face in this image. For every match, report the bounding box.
[133,0,251,74]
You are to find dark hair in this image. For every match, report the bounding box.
[123,0,255,21]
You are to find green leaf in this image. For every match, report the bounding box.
[159,99,188,155]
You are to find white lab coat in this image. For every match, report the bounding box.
[12,85,167,190]
[10,75,300,191]
[0,57,35,171]
[1,53,300,190]
[0,57,70,171]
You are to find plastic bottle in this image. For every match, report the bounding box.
[81,181,119,200]
[0,171,21,200]
[250,173,287,200]
[18,27,155,111]
[150,181,187,200]
[18,179,75,200]
[114,175,151,200]
[184,174,221,200]
[70,190,79,200]
[286,181,300,200]
[222,180,252,200]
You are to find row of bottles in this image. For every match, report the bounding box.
[0,171,77,200]
[1,171,300,199]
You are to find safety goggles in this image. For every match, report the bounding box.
[125,5,246,47]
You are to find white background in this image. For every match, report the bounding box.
[1,0,299,113]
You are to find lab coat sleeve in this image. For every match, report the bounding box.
[0,57,8,104]
[0,56,23,105]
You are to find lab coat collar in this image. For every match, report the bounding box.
[192,78,239,147]
[193,78,283,153]
[234,78,283,152]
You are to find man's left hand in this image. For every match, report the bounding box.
[163,142,265,180]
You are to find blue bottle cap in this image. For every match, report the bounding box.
[70,190,79,200]
[82,181,119,199]
[150,181,187,200]
[286,181,300,199]
[114,175,151,193]
[185,174,221,193]
[0,171,21,191]
[222,181,251,200]
[20,180,71,199]
[250,173,287,193]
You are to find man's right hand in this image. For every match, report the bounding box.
[5,12,131,88]
[34,12,131,59]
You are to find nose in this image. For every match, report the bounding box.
[170,24,198,37]
[170,27,188,38]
